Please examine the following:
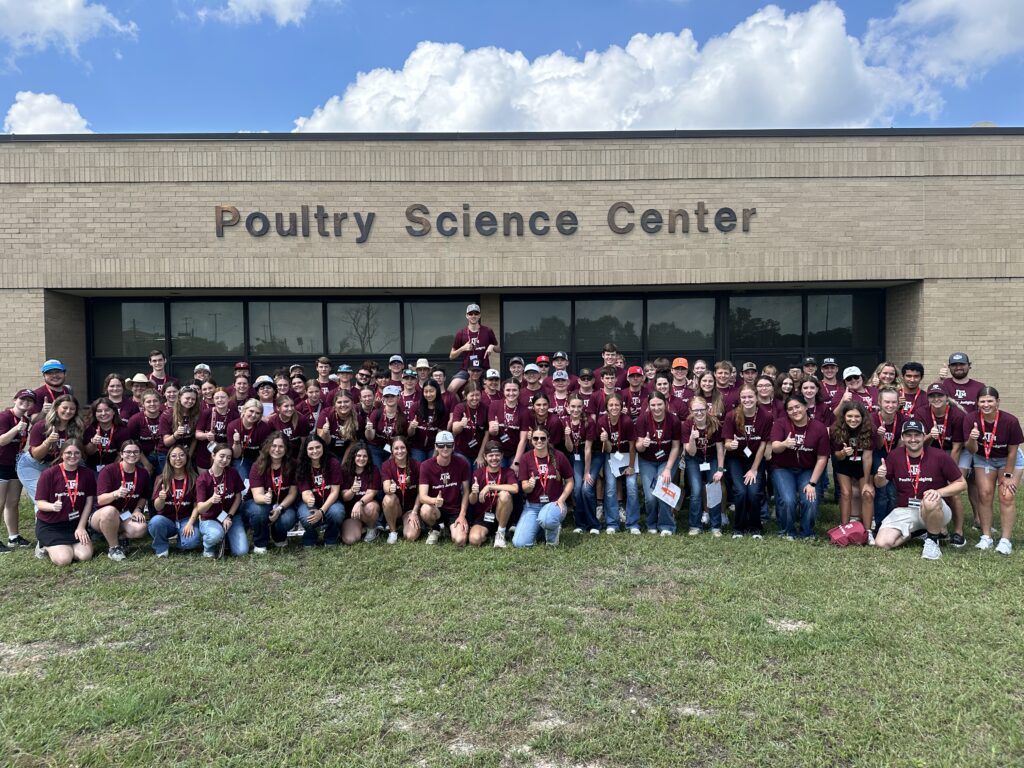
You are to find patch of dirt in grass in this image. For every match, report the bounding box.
[528,708,568,732]
[767,618,814,633]
[673,703,714,718]
[447,736,483,755]
[0,635,159,678]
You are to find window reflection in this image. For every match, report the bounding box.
[170,302,244,357]
[503,300,571,351]
[93,302,165,357]
[328,302,400,355]
[249,302,323,356]
[575,299,641,351]
[647,298,715,349]
[728,296,801,348]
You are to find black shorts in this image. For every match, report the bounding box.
[833,457,867,479]
[0,463,16,481]
[469,508,499,535]
[36,519,78,547]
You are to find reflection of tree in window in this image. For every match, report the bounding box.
[730,307,801,348]
[333,304,399,354]
[504,316,571,352]
[648,322,714,349]
[576,316,640,351]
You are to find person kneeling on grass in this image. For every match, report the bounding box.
[873,420,967,561]
[416,431,471,545]
[34,441,95,566]
[149,445,201,556]
[91,439,152,561]
[295,435,345,548]
[513,426,574,548]
[469,441,517,548]
[380,436,421,544]
[244,432,298,554]
[339,441,382,545]
[192,444,244,558]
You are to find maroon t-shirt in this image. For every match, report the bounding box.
[670,382,693,407]
[619,386,650,421]
[451,402,487,457]
[806,402,835,429]
[884,446,963,508]
[548,392,572,420]
[226,418,273,463]
[114,399,140,422]
[717,386,741,413]
[296,399,324,432]
[267,414,311,453]
[561,416,595,460]
[408,406,443,452]
[296,457,343,508]
[195,468,244,521]
[0,409,30,466]
[962,410,1024,460]
[153,475,197,522]
[680,418,723,464]
[366,408,407,449]
[148,374,179,396]
[899,388,929,419]
[35,464,97,524]
[29,383,72,417]
[830,431,873,467]
[126,412,165,457]
[97,463,152,512]
[634,411,681,463]
[398,390,420,421]
[28,420,71,462]
[418,454,471,515]
[587,390,619,419]
[486,400,530,457]
[769,418,831,471]
[940,378,985,413]
[248,463,295,505]
[526,413,564,451]
[452,324,498,370]
[519,449,573,505]
[721,408,772,457]
[314,378,338,401]
[82,423,131,469]
[847,387,877,413]
[820,381,845,410]
[596,414,635,454]
[380,458,421,510]
[158,410,196,453]
[870,412,903,458]
[316,409,363,456]
[340,466,381,497]
[470,466,517,524]
[920,405,965,453]
[518,385,547,408]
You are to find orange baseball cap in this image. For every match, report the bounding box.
[671,357,689,369]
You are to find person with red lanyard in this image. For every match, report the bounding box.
[30,359,73,421]
[396,369,421,419]
[297,379,325,433]
[835,367,876,414]
[83,398,130,473]
[669,358,692,405]
[486,379,530,472]
[590,366,621,419]
[336,441,382,545]
[312,356,337,400]
[527,392,564,453]
[918,383,967,546]
[620,366,649,422]
[938,352,985,411]
[898,362,928,418]
[963,386,1022,554]
[518,364,546,406]
[722,384,771,539]
[696,372,725,419]
[800,378,834,429]
[288,372,308,405]
[448,303,499,395]
[417,431,471,545]
[575,369,598,417]
[870,387,903,532]
[194,387,238,472]
[381,435,421,544]
[713,361,741,413]
[479,369,502,408]
[0,389,37,551]
[126,391,166,475]
[364,385,407,469]
[91,439,151,561]
[818,358,844,410]
[563,394,599,534]
[831,401,876,538]
[243,432,298,554]
[597,394,638,534]
[408,379,446,464]
[874,420,967,560]
[549,370,573,418]
[681,396,725,536]
[20,394,85,511]
[147,350,178,397]
[468,441,517,548]
[635,393,682,536]
[512,426,574,547]
[450,383,487,468]
[103,374,139,422]
[295,435,344,547]
[33,441,96,566]
[754,376,776,413]
[267,395,311,457]
[193,444,245,557]
[230,374,251,406]
[769,395,831,540]
[227,399,272,483]
[160,385,201,464]
[318,389,363,462]
[149,445,201,556]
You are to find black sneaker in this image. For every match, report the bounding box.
[0,541,10,554]
[950,532,967,548]
[8,535,31,548]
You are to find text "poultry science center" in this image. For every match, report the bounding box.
[0,127,1022,407]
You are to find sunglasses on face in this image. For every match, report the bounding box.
[532,437,548,443]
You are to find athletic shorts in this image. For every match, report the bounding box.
[879,501,952,538]
[36,519,78,548]
[833,456,867,479]
[469,508,499,535]
[0,463,16,481]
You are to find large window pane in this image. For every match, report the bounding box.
[170,302,244,357]
[248,302,323,356]
[575,299,641,351]
[808,294,881,349]
[328,302,400,355]
[404,301,468,355]
[729,296,801,348]
[647,298,715,349]
[92,302,165,357]
[502,300,571,352]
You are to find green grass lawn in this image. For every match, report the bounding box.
[2,496,1023,768]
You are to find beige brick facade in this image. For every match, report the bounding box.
[1,131,1022,408]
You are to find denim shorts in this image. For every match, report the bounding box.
[973,454,1009,473]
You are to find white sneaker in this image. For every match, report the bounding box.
[252,546,267,555]
[202,550,216,558]
[35,543,48,560]
[386,531,399,545]
[605,526,618,534]
[286,522,304,537]
[589,528,600,535]
[426,530,440,545]
[711,528,722,538]
[572,527,584,534]
[701,511,710,525]
[659,530,672,537]
[155,550,169,558]
[921,538,941,560]
[647,528,659,535]
[976,535,994,551]
[732,533,744,539]
[493,530,507,548]
[751,533,763,540]
[628,527,641,535]
[996,538,1013,556]
[867,531,876,546]
[363,527,379,543]
[688,527,700,536]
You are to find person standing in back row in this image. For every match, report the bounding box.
[448,303,499,395]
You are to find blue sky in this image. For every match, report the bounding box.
[2,0,1023,133]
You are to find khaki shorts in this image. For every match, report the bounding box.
[880,500,952,538]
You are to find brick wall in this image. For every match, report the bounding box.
[0,289,46,399]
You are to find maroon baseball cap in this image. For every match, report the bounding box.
[234,361,250,370]
[14,388,36,401]
[927,383,945,395]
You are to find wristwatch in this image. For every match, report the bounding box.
[1003,472,1013,479]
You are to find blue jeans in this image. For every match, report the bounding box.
[639,457,676,533]
[685,454,722,530]
[243,500,298,548]
[198,517,249,555]
[411,447,433,464]
[871,453,897,529]
[512,501,564,547]
[572,452,604,530]
[232,458,253,488]
[369,445,387,470]
[15,452,48,511]
[148,514,201,555]
[725,454,764,533]
[297,501,345,546]
[770,467,819,539]
[604,459,640,530]
[150,451,167,475]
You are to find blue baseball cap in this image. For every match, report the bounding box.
[41,359,65,373]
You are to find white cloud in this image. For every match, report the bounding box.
[198,0,316,26]
[3,91,92,134]
[294,2,928,132]
[0,0,137,54]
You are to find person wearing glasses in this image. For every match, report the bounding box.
[769,395,831,540]
[91,439,151,561]
[416,431,471,545]
[513,426,574,547]
[33,441,95,566]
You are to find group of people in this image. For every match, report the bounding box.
[1,303,1016,565]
